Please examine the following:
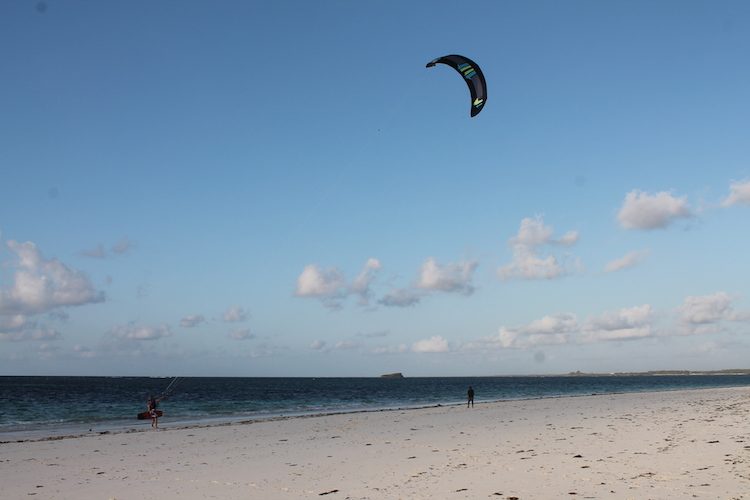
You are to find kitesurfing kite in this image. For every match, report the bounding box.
[426,54,487,117]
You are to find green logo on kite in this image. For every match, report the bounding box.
[473,98,484,108]
[457,63,477,80]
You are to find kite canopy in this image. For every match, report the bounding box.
[426,54,487,117]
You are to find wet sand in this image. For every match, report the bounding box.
[2,386,749,499]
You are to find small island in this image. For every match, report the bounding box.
[380,372,404,379]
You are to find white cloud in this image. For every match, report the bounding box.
[0,314,29,332]
[334,340,360,350]
[604,250,649,273]
[558,231,580,246]
[222,306,248,323]
[678,292,734,325]
[499,216,579,280]
[295,258,382,309]
[37,342,61,359]
[229,328,255,340]
[310,339,327,350]
[722,179,750,207]
[73,345,96,358]
[617,190,691,229]
[295,263,352,309]
[417,258,477,295]
[0,240,105,316]
[350,258,382,306]
[499,253,563,280]
[295,264,346,298]
[308,339,363,352]
[581,305,654,342]
[371,344,409,355]
[473,305,655,350]
[525,313,579,335]
[111,323,172,341]
[412,335,450,353]
[494,313,577,349]
[0,326,61,342]
[513,216,555,246]
[180,314,206,328]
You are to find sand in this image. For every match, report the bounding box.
[2,386,749,499]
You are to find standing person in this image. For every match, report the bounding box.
[147,394,163,429]
[467,386,474,408]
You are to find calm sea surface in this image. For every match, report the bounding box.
[2,375,749,440]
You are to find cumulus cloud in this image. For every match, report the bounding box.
[229,328,255,340]
[417,258,478,295]
[0,313,62,343]
[472,305,655,350]
[222,306,248,323]
[295,265,346,298]
[295,264,346,309]
[617,190,691,229]
[678,292,736,326]
[111,323,172,341]
[180,314,206,328]
[581,305,654,342]
[721,179,750,207]
[0,240,105,316]
[499,216,580,280]
[379,257,477,308]
[492,314,578,349]
[604,250,649,273]
[295,258,381,309]
[412,335,450,353]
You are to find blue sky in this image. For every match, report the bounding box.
[2,1,750,376]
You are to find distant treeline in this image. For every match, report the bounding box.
[566,369,750,376]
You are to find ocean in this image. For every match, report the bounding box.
[2,375,750,441]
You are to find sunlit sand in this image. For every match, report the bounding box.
[2,386,749,499]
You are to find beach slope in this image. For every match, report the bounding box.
[2,387,749,499]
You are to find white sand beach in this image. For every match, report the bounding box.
[2,386,749,499]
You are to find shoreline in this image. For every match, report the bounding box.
[2,385,749,499]
[3,383,747,444]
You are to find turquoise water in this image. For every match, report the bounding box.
[2,375,749,439]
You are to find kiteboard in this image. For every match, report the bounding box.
[137,410,163,420]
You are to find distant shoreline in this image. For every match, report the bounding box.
[2,369,750,378]
[562,369,750,377]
